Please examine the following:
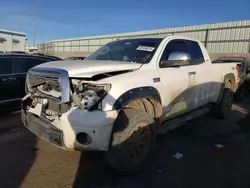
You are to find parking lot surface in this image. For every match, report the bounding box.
[1,98,250,188]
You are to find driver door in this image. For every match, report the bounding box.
[158,39,196,120]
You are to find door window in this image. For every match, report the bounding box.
[186,41,204,64]
[160,40,189,62]
[14,57,48,73]
[0,57,13,74]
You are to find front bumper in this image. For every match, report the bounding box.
[22,107,118,151]
[22,111,65,148]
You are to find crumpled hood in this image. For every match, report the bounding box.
[35,60,142,78]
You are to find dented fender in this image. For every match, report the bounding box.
[112,86,162,110]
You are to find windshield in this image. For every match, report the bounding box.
[85,38,163,64]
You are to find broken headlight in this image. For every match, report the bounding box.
[71,79,111,111]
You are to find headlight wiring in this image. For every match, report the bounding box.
[71,79,111,111]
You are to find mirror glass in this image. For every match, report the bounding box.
[168,51,191,61]
[161,51,191,66]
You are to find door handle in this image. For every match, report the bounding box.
[1,77,15,82]
[188,71,196,76]
[1,78,10,82]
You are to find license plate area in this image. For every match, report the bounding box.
[46,129,63,146]
[24,113,63,147]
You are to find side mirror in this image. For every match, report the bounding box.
[161,51,191,67]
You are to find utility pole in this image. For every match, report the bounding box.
[32,5,36,47]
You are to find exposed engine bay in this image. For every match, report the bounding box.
[70,79,111,110]
[23,74,111,123]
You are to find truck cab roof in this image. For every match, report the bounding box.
[118,35,201,42]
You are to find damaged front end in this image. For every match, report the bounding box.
[22,67,117,151]
[23,68,71,118]
[23,68,111,118]
[70,79,111,111]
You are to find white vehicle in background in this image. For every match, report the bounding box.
[22,35,238,173]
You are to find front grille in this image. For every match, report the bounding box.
[27,68,70,103]
[29,75,60,91]
[27,74,62,101]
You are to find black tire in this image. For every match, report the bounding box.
[234,85,245,101]
[105,108,155,174]
[211,81,233,119]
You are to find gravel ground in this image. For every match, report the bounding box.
[1,98,250,188]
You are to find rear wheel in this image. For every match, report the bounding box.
[211,81,233,119]
[105,109,155,174]
[234,85,245,101]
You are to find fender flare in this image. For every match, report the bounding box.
[112,86,162,110]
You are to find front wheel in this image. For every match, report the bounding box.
[105,109,155,174]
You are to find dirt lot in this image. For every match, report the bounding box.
[1,98,250,188]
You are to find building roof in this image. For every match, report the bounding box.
[0,29,26,37]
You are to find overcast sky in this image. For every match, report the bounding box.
[0,0,249,44]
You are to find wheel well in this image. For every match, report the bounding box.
[125,97,162,119]
[217,74,235,103]
[225,79,232,89]
[224,73,236,91]
[112,86,162,110]
[224,78,235,91]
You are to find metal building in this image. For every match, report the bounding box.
[0,29,26,52]
[38,20,250,55]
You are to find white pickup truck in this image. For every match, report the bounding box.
[22,35,239,173]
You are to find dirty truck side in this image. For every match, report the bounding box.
[22,36,238,173]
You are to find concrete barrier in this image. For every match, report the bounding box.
[54,51,92,59]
